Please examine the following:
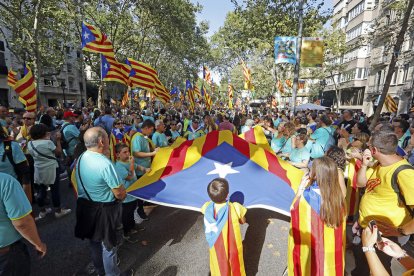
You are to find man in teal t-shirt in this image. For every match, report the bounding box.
[0,173,46,274]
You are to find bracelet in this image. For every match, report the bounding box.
[362,246,375,253]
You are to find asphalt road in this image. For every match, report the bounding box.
[30,178,291,276]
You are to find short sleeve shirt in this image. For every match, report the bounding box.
[0,141,27,179]
[114,161,137,203]
[152,132,168,148]
[359,159,414,228]
[0,173,32,247]
[289,146,311,164]
[75,151,120,202]
[131,134,151,176]
[62,123,80,157]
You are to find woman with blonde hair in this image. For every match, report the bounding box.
[288,157,346,276]
[203,114,218,134]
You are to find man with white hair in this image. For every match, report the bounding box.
[74,127,132,276]
[152,120,168,148]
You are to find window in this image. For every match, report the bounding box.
[0,52,5,67]
[67,63,72,73]
[403,64,410,82]
[391,69,398,85]
[357,68,363,79]
[0,41,5,51]
[44,78,53,86]
[346,23,363,41]
[347,1,365,22]
[68,78,74,89]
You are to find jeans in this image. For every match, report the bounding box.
[0,240,30,276]
[89,240,120,276]
[37,169,60,208]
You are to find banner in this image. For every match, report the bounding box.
[274,37,297,64]
[301,37,324,67]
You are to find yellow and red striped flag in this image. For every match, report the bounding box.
[346,159,362,219]
[193,85,201,99]
[241,62,253,90]
[101,55,130,86]
[288,182,346,276]
[188,87,195,111]
[385,94,397,113]
[7,69,17,88]
[81,22,115,57]
[14,65,37,111]
[205,91,212,111]
[285,79,293,88]
[228,83,233,109]
[277,80,284,94]
[203,66,211,85]
[121,91,129,107]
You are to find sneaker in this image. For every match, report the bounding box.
[123,235,138,244]
[137,211,149,221]
[55,208,72,218]
[35,208,53,221]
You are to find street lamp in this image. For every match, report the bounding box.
[60,81,67,108]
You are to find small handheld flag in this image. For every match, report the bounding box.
[7,69,17,88]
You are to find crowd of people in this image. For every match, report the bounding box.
[1,101,414,275]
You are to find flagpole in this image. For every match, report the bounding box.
[291,0,304,114]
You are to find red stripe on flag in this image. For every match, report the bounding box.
[232,135,250,158]
[227,207,242,276]
[310,209,324,275]
[202,131,219,158]
[265,151,291,186]
[334,226,344,276]
[214,229,230,275]
[15,76,35,94]
[85,45,114,53]
[244,128,256,145]
[349,160,361,216]
[160,141,194,178]
[291,199,302,276]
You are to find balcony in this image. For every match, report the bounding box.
[371,55,389,67]
[367,85,384,94]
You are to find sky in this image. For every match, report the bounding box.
[191,0,236,37]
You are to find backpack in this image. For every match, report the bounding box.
[391,164,414,218]
[1,140,18,173]
[60,123,75,150]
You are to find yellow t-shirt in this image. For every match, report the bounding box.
[359,159,414,228]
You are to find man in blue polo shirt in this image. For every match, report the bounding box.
[75,127,131,276]
[0,173,46,275]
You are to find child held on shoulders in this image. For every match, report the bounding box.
[201,178,247,276]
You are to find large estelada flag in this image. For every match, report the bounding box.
[288,182,345,276]
[239,126,273,153]
[127,130,303,216]
[81,22,114,57]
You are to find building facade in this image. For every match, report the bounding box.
[326,0,414,114]
[363,0,414,115]
[0,28,86,109]
[324,0,377,111]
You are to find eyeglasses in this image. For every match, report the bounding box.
[23,117,34,120]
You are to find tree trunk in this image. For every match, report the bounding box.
[369,0,414,130]
[98,82,104,110]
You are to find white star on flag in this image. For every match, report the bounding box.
[104,63,109,70]
[207,162,239,178]
[83,32,90,40]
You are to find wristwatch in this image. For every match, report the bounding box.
[397,227,408,236]
[362,246,375,253]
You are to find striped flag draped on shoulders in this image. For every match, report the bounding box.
[81,22,114,57]
[288,182,345,276]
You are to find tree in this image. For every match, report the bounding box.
[0,0,76,100]
[370,0,414,129]
[210,1,331,100]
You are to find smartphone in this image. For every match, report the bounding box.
[369,220,382,242]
